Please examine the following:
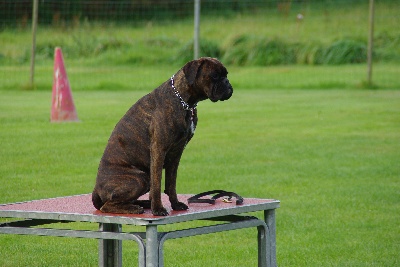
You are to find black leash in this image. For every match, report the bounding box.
[188,190,244,205]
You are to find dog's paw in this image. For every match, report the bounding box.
[152,207,169,216]
[171,201,189,211]
[132,206,145,214]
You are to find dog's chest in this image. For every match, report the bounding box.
[179,109,197,145]
[187,109,197,135]
[189,119,196,135]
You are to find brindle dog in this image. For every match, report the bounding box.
[92,57,233,216]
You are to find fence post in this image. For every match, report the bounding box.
[30,0,39,88]
[194,0,200,59]
[367,0,375,86]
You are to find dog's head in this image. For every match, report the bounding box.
[183,57,233,102]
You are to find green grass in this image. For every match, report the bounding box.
[1,1,399,67]
[0,88,399,266]
[1,63,400,92]
[0,1,399,266]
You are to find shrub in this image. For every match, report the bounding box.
[222,35,371,66]
[222,35,296,66]
[321,39,367,64]
[221,35,253,66]
[250,38,296,66]
[374,32,400,62]
[295,43,325,65]
[174,39,222,64]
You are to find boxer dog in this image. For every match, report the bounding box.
[92,57,233,216]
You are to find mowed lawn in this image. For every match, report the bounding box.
[0,86,399,266]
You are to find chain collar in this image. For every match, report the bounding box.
[170,75,197,112]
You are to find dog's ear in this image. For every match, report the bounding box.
[183,58,205,86]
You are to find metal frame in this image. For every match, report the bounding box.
[0,194,279,267]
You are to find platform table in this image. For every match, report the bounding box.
[0,193,280,267]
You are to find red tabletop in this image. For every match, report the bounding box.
[0,194,279,225]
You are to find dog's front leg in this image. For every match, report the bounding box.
[150,140,169,216]
[165,160,189,211]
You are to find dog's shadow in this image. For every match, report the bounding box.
[133,200,151,209]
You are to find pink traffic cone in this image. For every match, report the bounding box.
[50,47,79,122]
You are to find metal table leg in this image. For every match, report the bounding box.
[146,225,159,267]
[99,223,122,267]
[264,209,277,267]
[258,223,267,267]
[157,216,267,267]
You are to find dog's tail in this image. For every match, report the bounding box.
[92,190,104,210]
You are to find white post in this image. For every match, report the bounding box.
[367,0,375,86]
[194,0,201,59]
[30,0,39,88]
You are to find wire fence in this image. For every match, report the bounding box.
[2,0,275,27]
[0,0,399,90]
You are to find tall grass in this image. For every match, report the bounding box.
[0,2,399,90]
[0,2,399,67]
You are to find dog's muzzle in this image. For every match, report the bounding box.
[212,78,233,102]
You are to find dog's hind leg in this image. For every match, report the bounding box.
[99,182,149,214]
[100,200,144,214]
[92,190,104,210]
[95,167,151,214]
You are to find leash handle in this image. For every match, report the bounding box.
[188,190,244,205]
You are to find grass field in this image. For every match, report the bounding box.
[1,63,400,92]
[0,87,399,266]
[0,1,399,266]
